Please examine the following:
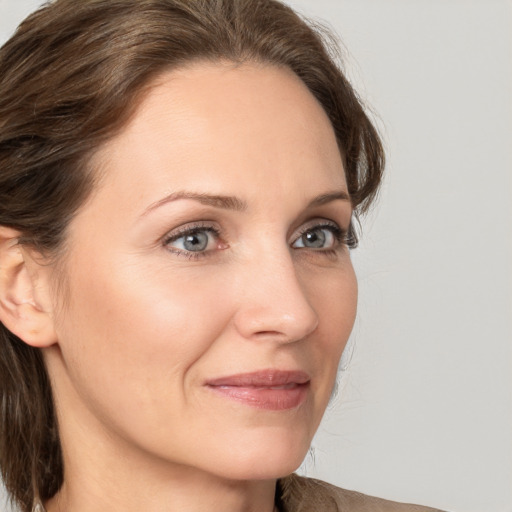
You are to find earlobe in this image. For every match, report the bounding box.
[0,226,57,347]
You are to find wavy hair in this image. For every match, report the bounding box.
[0,1,384,510]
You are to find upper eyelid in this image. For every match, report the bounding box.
[295,218,340,231]
[163,218,341,237]
[163,218,344,237]
[162,221,220,242]
[290,218,342,238]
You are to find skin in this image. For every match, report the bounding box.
[34,62,358,512]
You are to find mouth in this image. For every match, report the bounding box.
[205,370,310,410]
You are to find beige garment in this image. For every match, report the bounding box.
[33,474,446,512]
[277,474,446,512]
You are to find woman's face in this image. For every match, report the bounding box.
[47,62,357,480]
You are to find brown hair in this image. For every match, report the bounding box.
[0,0,384,510]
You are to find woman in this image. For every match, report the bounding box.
[0,1,444,511]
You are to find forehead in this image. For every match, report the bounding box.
[90,61,347,211]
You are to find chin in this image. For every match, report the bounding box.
[201,428,312,481]
[215,455,306,482]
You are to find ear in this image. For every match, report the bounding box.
[0,226,57,347]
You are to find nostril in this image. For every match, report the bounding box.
[254,330,282,336]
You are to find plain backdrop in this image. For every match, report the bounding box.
[1,1,511,512]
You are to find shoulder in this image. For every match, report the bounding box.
[276,474,446,512]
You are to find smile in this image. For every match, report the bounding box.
[205,370,310,410]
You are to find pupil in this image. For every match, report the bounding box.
[304,229,325,248]
[184,232,208,251]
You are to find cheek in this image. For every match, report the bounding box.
[53,254,232,420]
[304,260,357,399]
[304,257,357,340]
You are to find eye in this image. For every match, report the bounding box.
[292,223,344,250]
[164,224,222,256]
[172,230,211,252]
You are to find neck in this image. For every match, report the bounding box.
[45,471,277,512]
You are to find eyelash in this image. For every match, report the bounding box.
[293,222,356,254]
[163,222,222,260]
[162,220,356,260]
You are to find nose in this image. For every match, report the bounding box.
[232,251,319,343]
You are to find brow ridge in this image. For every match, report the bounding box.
[143,189,351,216]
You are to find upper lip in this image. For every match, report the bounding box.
[205,369,310,387]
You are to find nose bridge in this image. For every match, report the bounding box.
[233,245,319,342]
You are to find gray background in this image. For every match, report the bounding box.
[1,1,511,511]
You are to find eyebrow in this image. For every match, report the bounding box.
[142,189,350,216]
[142,191,248,216]
[307,191,351,207]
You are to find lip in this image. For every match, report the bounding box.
[205,370,310,410]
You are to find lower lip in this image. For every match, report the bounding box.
[207,383,309,410]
